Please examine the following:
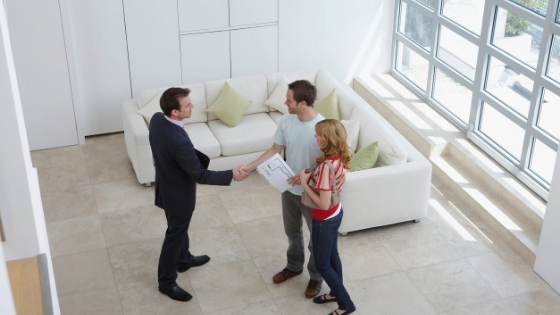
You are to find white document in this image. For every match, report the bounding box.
[257,153,295,193]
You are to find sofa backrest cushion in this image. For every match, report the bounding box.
[204,75,268,121]
[136,83,207,125]
[266,71,317,96]
[350,105,407,167]
[315,69,354,121]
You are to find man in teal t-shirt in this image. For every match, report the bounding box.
[242,80,325,298]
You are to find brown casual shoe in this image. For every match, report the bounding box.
[305,279,323,298]
[272,268,303,284]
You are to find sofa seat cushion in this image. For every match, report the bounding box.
[184,123,221,159]
[208,113,277,156]
[268,111,284,125]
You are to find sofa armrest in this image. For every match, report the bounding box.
[122,100,154,184]
[339,158,432,233]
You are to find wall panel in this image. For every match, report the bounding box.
[6,0,78,150]
[231,26,278,77]
[123,0,182,97]
[66,0,131,135]
[181,32,230,83]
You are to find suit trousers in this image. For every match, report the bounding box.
[158,210,194,289]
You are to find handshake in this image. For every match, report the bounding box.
[232,165,250,182]
[231,164,301,186]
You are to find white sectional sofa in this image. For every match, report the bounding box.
[122,69,432,234]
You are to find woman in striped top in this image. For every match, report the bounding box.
[300,119,355,315]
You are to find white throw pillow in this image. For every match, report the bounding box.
[341,120,360,153]
[137,93,163,124]
[264,76,289,115]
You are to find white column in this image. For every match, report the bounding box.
[0,3,60,314]
[534,148,560,294]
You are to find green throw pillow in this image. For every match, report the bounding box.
[314,89,340,120]
[350,141,379,172]
[206,82,252,127]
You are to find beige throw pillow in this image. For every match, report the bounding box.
[314,88,340,120]
[206,82,252,127]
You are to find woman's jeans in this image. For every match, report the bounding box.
[312,209,354,310]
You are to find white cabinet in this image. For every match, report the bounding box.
[123,0,182,97]
[181,32,230,84]
[66,0,131,135]
[231,26,278,77]
[6,0,79,150]
[230,0,278,26]
[178,0,229,32]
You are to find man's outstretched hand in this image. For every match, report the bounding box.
[233,165,250,182]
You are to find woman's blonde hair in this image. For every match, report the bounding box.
[315,119,352,168]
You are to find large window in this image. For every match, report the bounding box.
[392,0,559,200]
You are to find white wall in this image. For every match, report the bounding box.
[534,148,560,294]
[279,0,326,72]
[279,0,395,84]
[0,3,60,313]
[324,0,395,84]
[5,0,79,150]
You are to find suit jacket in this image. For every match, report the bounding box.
[149,113,233,215]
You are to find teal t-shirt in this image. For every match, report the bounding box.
[273,112,324,195]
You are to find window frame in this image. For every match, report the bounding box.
[391,0,560,201]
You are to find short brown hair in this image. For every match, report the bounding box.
[160,87,190,116]
[288,80,316,107]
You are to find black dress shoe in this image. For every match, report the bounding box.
[158,285,192,302]
[178,255,210,272]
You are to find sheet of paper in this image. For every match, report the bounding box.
[257,153,295,193]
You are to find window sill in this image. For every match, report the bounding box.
[354,74,546,266]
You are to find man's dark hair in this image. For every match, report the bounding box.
[160,87,191,116]
[288,80,316,107]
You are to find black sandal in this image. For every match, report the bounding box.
[313,294,337,304]
[329,305,356,315]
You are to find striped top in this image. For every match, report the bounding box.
[309,156,346,220]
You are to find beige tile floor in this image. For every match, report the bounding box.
[32,133,560,315]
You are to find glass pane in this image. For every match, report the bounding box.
[509,0,548,16]
[538,89,560,140]
[396,41,430,91]
[432,67,472,123]
[437,26,479,80]
[530,139,556,184]
[441,0,486,35]
[479,103,525,160]
[399,1,434,50]
[485,56,533,117]
[415,0,436,10]
[545,35,560,84]
[491,7,542,69]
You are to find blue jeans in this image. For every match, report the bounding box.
[312,209,354,310]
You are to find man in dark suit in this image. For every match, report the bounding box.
[149,87,247,302]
